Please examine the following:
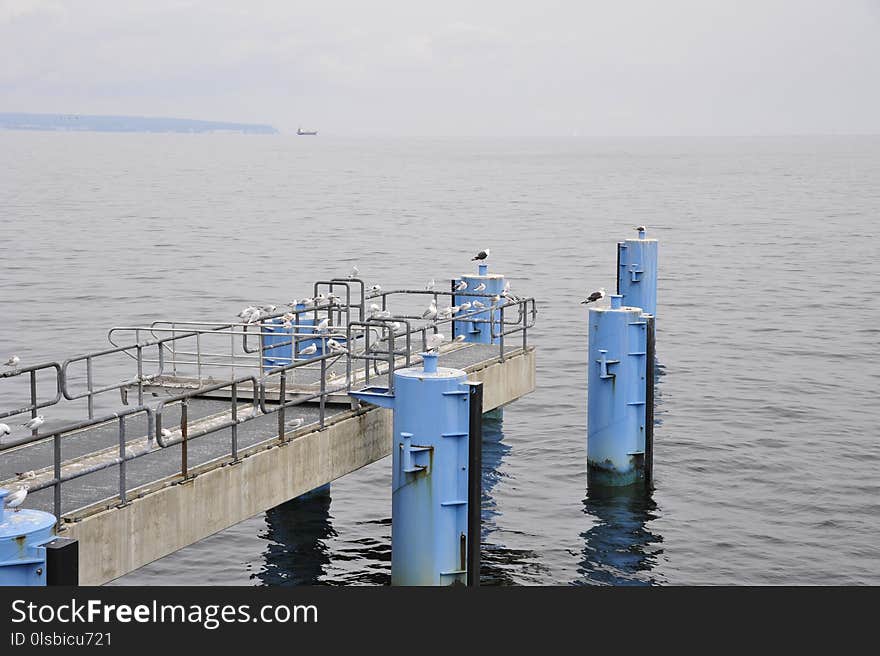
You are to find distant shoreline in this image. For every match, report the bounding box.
[0,112,278,135]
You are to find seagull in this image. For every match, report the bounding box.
[316,318,330,333]
[438,307,454,320]
[490,295,501,303]
[349,264,359,279]
[502,280,511,296]
[472,249,490,261]
[16,470,36,480]
[327,293,341,304]
[581,288,606,305]
[4,486,27,511]
[458,302,472,312]
[426,333,445,352]
[453,335,466,343]
[299,343,318,356]
[161,428,173,438]
[473,282,486,292]
[421,300,438,320]
[238,306,257,319]
[368,285,381,293]
[5,355,21,368]
[472,300,485,309]
[0,423,10,437]
[22,416,44,431]
[287,416,305,428]
[425,279,435,291]
[453,280,468,292]
[327,339,347,354]
[634,225,646,233]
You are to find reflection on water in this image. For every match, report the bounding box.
[575,484,664,586]
[254,485,337,586]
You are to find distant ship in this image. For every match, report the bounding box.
[297,127,318,135]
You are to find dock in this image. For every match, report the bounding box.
[0,279,537,585]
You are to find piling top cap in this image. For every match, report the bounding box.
[397,356,466,380]
[610,294,623,309]
[0,503,56,538]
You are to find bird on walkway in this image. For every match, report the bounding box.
[453,280,468,292]
[161,428,173,438]
[5,486,28,511]
[453,335,466,343]
[16,470,36,481]
[422,300,438,320]
[369,284,381,293]
[22,416,44,431]
[349,264,359,279]
[5,355,21,368]
[581,288,606,305]
[472,249,490,261]
[287,416,306,429]
[0,423,10,438]
[425,279,435,291]
[299,344,318,356]
[634,225,646,233]
[426,333,445,352]
[473,282,486,292]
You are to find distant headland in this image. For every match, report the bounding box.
[0,112,278,134]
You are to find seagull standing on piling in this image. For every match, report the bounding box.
[581,288,606,305]
[21,416,44,431]
[634,225,646,233]
[4,486,27,511]
[5,355,21,368]
[454,280,468,292]
[422,300,438,320]
[472,249,490,261]
[426,333,445,352]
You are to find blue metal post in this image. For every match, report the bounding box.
[262,303,337,367]
[453,263,506,344]
[617,228,658,316]
[0,489,57,586]
[350,352,472,585]
[587,295,651,486]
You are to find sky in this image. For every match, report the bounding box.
[1,0,879,136]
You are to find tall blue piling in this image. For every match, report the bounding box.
[617,228,658,316]
[587,295,652,486]
[350,353,474,585]
[453,263,506,344]
[0,489,57,585]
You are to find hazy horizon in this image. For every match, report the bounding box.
[2,1,879,137]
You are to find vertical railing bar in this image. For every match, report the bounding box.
[136,345,144,407]
[181,399,188,478]
[278,374,286,441]
[86,355,94,419]
[320,358,326,429]
[499,306,505,362]
[118,415,127,505]
[30,370,38,437]
[231,381,238,462]
[53,433,62,519]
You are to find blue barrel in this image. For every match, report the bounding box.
[617,228,658,316]
[587,295,651,486]
[453,263,506,344]
[262,305,341,368]
[350,353,471,585]
[0,489,57,586]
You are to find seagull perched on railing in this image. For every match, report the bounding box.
[316,318,330,333]
[472,300,485,309]
[458,302,472,313]
[471,249,490,261]
[349,264,359,279]
[422,300,438,320]
[426,333,445,352]
[299,344,318,356]
[502,280,511,296]
[4,486,27,511]
[453,280,468,292]
[0,423,10,438]
[21,416,44,431]
[581,288,606,305]
[327,339,347,354]
[4,355,20,368]
[425,279,435,291]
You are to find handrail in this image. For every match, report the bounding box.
[0,361,63,421]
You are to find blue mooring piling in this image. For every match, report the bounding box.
[0,489,57,585]
[453,263,506,344]
[617,228,658,317]
[587,295,654,486]
[350,353,475,585]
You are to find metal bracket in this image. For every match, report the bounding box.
[629,263,644,283]
[596,349,620,379]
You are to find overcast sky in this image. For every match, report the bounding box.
[2,0,879,136]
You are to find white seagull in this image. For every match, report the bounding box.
[421,300,438,320]
[316,318,330,333]
[5,355,21,368]
[502,280,511,295]
[473,282,486,292]
[349,264,359,279]
[161,428,173,438]
[581,288,606,305]
[426,333,445,352]
[472,300,485,309]
[471,249,490,261]
[4,486,27,511]
[287,416,306,429]
[458,302,472,312]
[299,343,318,356]
[425,279,435,291]
[22,416,44,431]
[369,284,381,293]
[453,334,466,343]
[453,280,468,292]
[327,339,347,354]
[0,423,10,437]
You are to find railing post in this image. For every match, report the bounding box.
[53,433,62,519]
[231,381,238,462]
[180,399,188,479]
[30,370,38,437]
[136,345,144,407]
[278,374,286,441]
[118,416,127,505]
[86,356,94,419]
[320,358,326,428]
[499,306,505,362]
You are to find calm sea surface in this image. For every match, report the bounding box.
[2,132,879,585]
